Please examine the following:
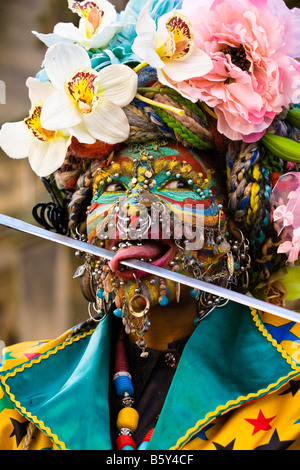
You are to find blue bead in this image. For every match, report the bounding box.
[122,446,135,450]
[114,375,134,398]
[190,289,198,298]
[96,289,105,299]
[138,441,149,450]
[159,296,169,306]
[113,308,123,318]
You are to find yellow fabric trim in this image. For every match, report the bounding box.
[171,308,300,450]
[0,327,96,450]
[0,328,76,372]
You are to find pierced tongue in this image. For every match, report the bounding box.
[110,241,163,272]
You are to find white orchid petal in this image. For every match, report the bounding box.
[69,122,96,144]
[26,77,55,104]
[44,42,91,90]
[90,25,117,48]
[136,0,156,35]
[0,121,31,159]
[163,49,213,82]
[83,99,130,144]
[41,90,82,130]
[98,65,137,107]
[156,11,174,46]
[93,0,117,29]
[32,31,67,47]
[132,33,165,68]
[156,69,197,102]
[28,136,70,177]
[54,22,87,42]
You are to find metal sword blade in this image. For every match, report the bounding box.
[0,213,299,323]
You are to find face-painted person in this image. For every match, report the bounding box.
[1,0,300,451]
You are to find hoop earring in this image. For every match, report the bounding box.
[88,300,107,322]
[121,275,151,358]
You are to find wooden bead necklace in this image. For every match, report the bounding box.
[113,328,154,450]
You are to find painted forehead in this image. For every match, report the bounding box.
[109,142,215,176]
[92,142,223,198]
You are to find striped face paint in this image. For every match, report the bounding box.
[86,142,227,308]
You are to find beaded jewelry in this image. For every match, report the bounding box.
[158,278,169,306]
[113,329,154,450]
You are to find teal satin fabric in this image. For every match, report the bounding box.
[1,316,112,450]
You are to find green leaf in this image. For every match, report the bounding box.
[261,133,300,163]
[286,108,300,129]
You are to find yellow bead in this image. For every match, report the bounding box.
[116,407,139,432]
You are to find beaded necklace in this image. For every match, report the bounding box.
[113,328,154,450]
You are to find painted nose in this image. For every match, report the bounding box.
[117,199,151,239]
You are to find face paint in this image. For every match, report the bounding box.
[86,141,228,308]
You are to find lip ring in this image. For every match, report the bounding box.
[128,294,150,318]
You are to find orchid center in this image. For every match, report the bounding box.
[24,105,56,142]
[70,1,104,37]
[157,13,193,61]
[66,70,99,113]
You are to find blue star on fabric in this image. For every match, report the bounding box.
[193,422,215,441]
[264,321,299,344]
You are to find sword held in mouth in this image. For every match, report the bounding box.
[0,213,299,323]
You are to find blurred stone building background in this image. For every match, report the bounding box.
[0,0,299,346]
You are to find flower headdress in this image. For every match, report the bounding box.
[1,0,300,298]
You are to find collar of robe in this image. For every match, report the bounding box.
[0,302,299,450]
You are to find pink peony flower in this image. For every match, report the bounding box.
[180,0,300,142]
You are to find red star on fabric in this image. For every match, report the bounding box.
[24,352,41,360]
[245,409,276,435]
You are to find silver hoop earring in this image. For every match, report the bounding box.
[88,296,107,322]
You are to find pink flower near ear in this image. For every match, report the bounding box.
[273,205,294,229]
[272,172,300,264]
[180,0,300,142]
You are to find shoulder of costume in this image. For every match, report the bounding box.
[0,324,96,373]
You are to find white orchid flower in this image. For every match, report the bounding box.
[132,3,212,92]
[0,78,71,177]
[33,0,118,50]
[40,42,138,145]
